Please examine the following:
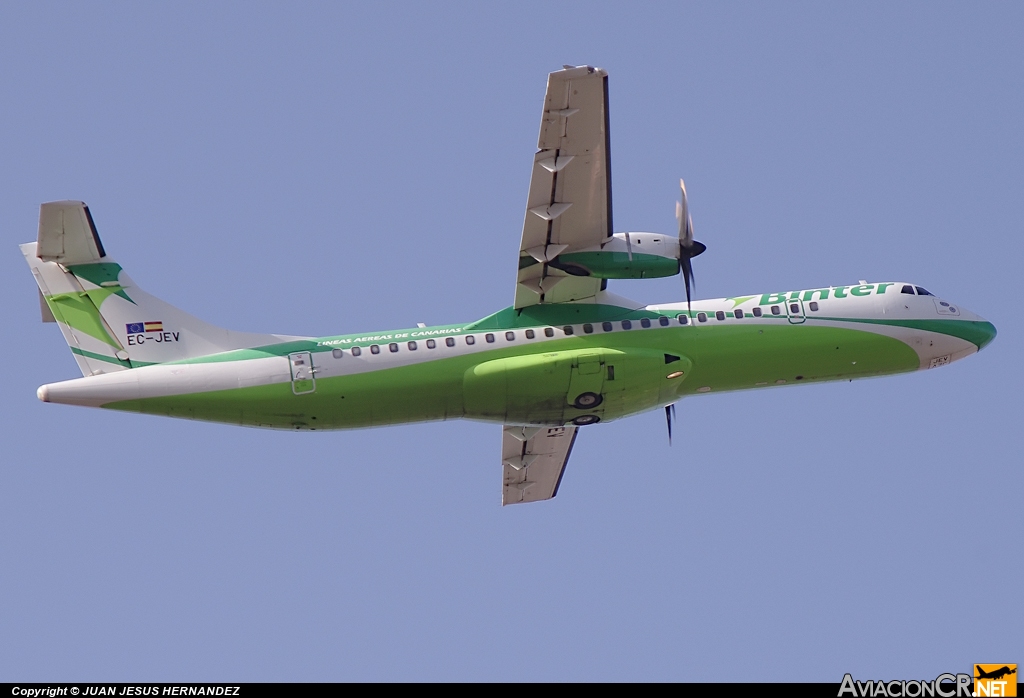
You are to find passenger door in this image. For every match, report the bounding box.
[288,351,316,395]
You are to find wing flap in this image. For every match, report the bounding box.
[501,425,578,505]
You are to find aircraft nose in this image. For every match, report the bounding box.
[942,299,996,351]
[974,319,997,350]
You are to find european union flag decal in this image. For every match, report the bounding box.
[126,322,144,334]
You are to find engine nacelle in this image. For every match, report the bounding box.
[550,232,679,279]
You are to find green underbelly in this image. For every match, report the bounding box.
[105,323,919,429]
[682,323,920,392]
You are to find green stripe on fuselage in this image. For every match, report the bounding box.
[70,347,133,368]
[832,317,996,349]
[164,305,988,370]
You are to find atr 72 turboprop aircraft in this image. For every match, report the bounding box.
[24,66,996,505]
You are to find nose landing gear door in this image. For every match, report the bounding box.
[288,351,316,395]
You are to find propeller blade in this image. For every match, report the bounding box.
[625,231,633,261]
[677,179,693,247]
[681,256,694,313]
[675,177,705,316]
[665,403,678,445]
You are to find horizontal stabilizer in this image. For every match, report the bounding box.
[37,201,106,265]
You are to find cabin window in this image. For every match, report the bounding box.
[332,348,343,359]
[753,307,763,317]
[389,343,399,353]
[621,320,632,330]
[771,306,781,315]
[697,313,707,322]
[506,331,515,341]
[901,285,916,295]
[445,337,455,347]
[915,286,933,296]
[583,323,594,334]
[716,311,725,321]
[407,341,417,350]
[370,344,380,354]
[677,314,688,325]
[734,309,743,319]
[808,302,819,312]
[526,329,535,339]
[544,327,554,337]
[426,339,436,349]
[351,346,362,356]
[641,318,651,328]
[659,317,670,326]
[563,326,573,335]
[465,335,476,345]
[602,321,613,332]
[485,333,495,343]
[789,303,800,314]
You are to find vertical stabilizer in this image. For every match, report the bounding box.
[23,201,302,376]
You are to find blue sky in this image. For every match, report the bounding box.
[1,2,1021,681]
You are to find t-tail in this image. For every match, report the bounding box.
[22,200,299,376]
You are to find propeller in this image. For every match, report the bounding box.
[675,179,707,313]
[665,403,677,445]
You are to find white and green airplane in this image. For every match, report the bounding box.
[23,65,995,505]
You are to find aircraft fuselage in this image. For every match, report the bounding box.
[38,282,996,431]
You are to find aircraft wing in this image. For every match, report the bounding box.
[501,425,578,505]
[514,66,612,309]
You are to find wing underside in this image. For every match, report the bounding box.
[514,66,612,309]
[501,425,578,505]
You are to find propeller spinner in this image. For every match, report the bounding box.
[675,178,707,312]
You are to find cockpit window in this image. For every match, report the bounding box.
[901,285,916,295]
[915,286,933,296]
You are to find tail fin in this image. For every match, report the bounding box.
[23,201,300,376]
